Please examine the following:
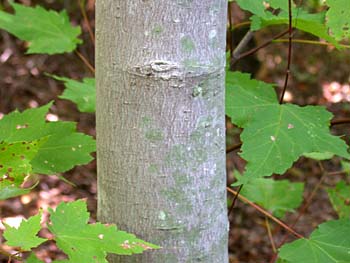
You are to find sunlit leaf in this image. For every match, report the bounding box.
[0,103,95,175]
[226,72,349,183]
[49,75,95,113]
[48,200,159,262]
[0,2,81,54]
[235,172,304,218]
[278,219,350,263]
[326,0,350,40]
[3,212,47,251]
[327,181,350,219]
[235,0,339,48]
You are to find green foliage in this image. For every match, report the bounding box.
[234,0,339,48]
[50,75,96,113]
[3,212,47,251]
[325,0,350,40]
[327,181,350,219]
[0,2,81,54]
[234,172,304,218]
[0,103,95,199]
[278,219,350,262]
[2,200,158,262]
[341,160,350,175]
[48,200,159,262]
[0,139,44,200]
[226,71,349,183]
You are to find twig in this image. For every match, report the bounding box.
[265,216,277,253]
[279,0,293,104]
[226,142,242,154]
[78,0,95,46]
[274,39,350,49]
[228,184,244,216]
[75,50,95,74]
[0,248,21,261]
[232,31,255,60]
[269,162,327,263]
[228,1,234,57]
[226,187,304,239]
[232,29,289,65]
[331,118,350,126]
[232,21,251,31]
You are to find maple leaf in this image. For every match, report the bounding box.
[3,212,47,251]
[49,75,96,113]
[0,2,81,54]
[48,200,159,262]
[226,72,350,183]
[326,0,350,40]
[279,219,350,263]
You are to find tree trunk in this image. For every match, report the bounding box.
[96,1,228,262]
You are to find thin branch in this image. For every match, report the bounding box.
[331,118,350,126]
[279,0,293,104]
[226,142,242,154]
[265,216,277,253]
[228,184,244,216]
[75,50,95,74]
[78,0,95,46]
[232,21,251,31]
[232,29,289,65]
[226,187,304,239]
[269,162,327,263]
[274,38,350,49]
[228,1,234,57]
[0,248,21,261]
[232,30,255,60]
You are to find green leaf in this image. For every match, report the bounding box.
[303,151,335,160]
[235,172,304,218]
[31,131,96,174]
[3,212,47,251]
[0,140,44,199]
[235,1,339,48]
[226,72,349,182]
[326,0,350,40]
[327,181,350,219]
[50,75,96,113]
[48,200,159,262]
[341,160,350,175]
[0,2,81,54]
[0,103,96,175]
[0,186,31,200]
[278,219,350,263]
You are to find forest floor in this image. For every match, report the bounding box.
[0,1,350,263]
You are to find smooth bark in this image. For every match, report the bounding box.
[96,1,228,262]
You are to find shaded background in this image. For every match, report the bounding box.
[0,0,349,262]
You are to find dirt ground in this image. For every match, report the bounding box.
[0,1,350,263]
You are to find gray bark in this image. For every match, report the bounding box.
[96,1,228,262]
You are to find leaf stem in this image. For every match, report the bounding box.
[232,29,289,65]
[75,50,95,74]
[274,38,350,49]
[331,118,350,126]
[265,216,277,253]
[269,162,326,263]
[228,184,244,216]
[279,0,293,104]
[226,187,304,239]
[226,142,242,154]
[78,0,95,46]
[0,248,21,261]
[231,21,251,31]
